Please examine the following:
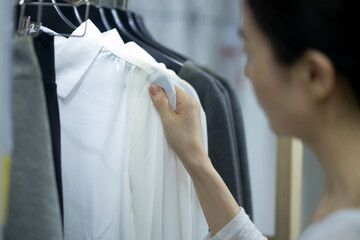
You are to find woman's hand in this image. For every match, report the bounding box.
[149,84,241,235]
[148,85,209,171]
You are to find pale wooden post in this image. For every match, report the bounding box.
[267,137,303,240]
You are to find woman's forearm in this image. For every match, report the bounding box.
[183,153,241,236]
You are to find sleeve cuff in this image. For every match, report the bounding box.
[204,208,266,240]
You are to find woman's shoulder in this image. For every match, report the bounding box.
[300,208,360,240]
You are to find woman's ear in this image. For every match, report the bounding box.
[294,50,337,103]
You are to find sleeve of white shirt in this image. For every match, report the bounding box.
[203,208,268,240]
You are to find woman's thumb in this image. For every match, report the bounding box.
[149,85,172,118]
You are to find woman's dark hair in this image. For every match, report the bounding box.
[246,0,360,102]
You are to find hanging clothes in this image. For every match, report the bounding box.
[45,20,208,240]
[5,37,62,240]
[33,31,64,221]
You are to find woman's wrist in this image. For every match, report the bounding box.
[180,151,214,179]
[181,152,242,235]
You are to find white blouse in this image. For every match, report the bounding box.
[47,20,208,240]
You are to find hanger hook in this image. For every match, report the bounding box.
[16,0,42,35]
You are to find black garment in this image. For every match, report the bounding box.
[33,31,63,222]
[178,62,243,207]
[199,66,253,219]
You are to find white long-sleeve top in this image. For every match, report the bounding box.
[204,208,360,240]
[46,20,208,240]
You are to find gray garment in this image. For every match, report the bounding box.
[213,75,244,201]
[199,65,253,220]
[178,62,244,207]
[5,37,62,240]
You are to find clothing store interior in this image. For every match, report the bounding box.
[1,0,359,240]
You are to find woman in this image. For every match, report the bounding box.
[148,0,360,239]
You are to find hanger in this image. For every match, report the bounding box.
[129,12,189,62]
[101,0,183,72]
[105,0,182,72]
[109,1,191,63]
[73,0,110,32]
[132,13,153,40]
[112,8,184,62]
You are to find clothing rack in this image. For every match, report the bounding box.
[15,0,129,37]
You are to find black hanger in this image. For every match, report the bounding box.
[101,7,132,41]
[132,14,153,40]
[115,8,186,62]
[102,7,183,73]
[130,12,189,62]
